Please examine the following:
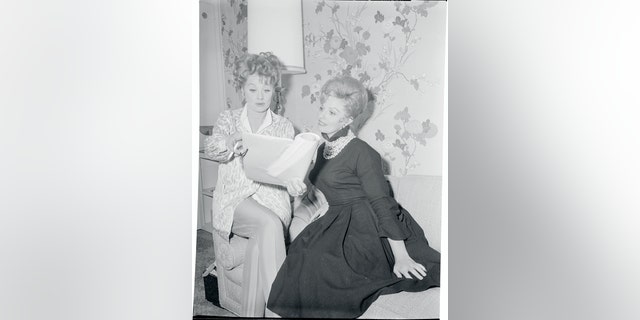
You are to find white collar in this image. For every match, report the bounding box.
[240,104,274,134]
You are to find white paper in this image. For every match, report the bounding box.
[242,132,321,186]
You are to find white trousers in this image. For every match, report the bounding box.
[232,197,286,317]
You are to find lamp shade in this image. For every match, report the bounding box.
[247,0,306,74]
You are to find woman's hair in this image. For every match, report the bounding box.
[234,52,285,112]
[235,52,284,89]
[319,76,375,133]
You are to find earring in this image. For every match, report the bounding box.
[343,118,353,128]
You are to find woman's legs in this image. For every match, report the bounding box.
[232,197,286,317]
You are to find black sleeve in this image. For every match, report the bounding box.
[355,143,411,240]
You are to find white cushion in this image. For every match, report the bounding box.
[387,175,442,252]
[360,288,440,319]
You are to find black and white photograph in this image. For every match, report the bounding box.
[193,0,447,318]
[11,0,640,319]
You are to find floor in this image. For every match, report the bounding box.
[193,229,235,318]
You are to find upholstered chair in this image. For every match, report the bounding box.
[212,232,249,316]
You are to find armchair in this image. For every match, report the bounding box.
[212,232,249,316]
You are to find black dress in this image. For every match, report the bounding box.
[268,128,441,318]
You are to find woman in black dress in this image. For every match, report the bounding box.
[268,76,440,318]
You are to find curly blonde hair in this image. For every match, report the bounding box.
[234,52,283,91]
[319,76,374,133]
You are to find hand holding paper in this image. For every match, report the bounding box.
[284,178,307,197]
[241,132,322,187]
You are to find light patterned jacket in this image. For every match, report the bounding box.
[204,107,295,240]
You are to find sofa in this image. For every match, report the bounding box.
[212,174,442,318]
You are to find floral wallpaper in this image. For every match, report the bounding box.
[289,0,445,176]
[216,0,446,176]
[219,0,247,110]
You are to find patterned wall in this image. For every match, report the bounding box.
[218,0,446,176]
[219,0,247,110]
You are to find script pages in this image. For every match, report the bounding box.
[241,132,322,187]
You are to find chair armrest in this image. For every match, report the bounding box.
[213,232,249,270]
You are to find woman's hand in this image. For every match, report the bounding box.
[285,178,307,197]
[393,255,427,280]
[387,239,426,280]
[225,132,247,157]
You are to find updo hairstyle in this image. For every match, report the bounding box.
[319,76,375,133]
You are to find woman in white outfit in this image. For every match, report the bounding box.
[204,52,299,317]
